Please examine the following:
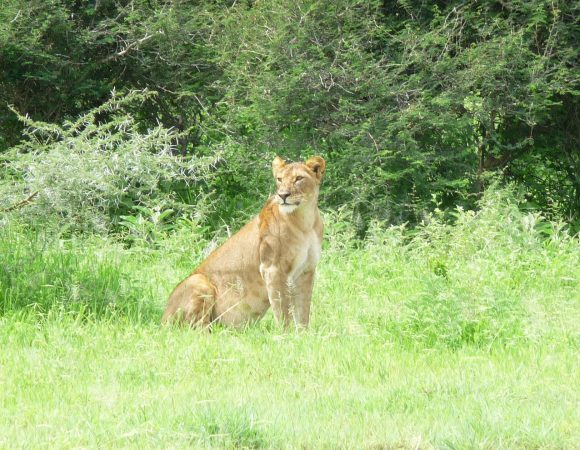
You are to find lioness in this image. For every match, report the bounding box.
[162,155,326,329]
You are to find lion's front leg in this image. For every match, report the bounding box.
[293,269,315,329]
[261,265,292,328]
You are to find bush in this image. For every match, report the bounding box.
[0,90,217,234]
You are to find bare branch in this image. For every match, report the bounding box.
[116,33,155,57]
[2,191,39,213]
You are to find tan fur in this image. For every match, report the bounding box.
[162,155,326,329]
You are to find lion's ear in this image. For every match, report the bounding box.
[305,156,326,180]
[272,155,286,177]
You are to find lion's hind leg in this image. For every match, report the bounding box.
[161,273,216,327]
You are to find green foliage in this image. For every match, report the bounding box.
[1,0,578,230]
[0,90,216,233]
[208,0,579,227]
[0,0,220,151]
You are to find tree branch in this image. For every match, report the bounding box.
[2,191,39,213]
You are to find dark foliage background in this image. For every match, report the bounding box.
[1,0,578,232]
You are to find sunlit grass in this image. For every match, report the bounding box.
[1,190,578,448]
[1,316,578,448]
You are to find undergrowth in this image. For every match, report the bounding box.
[1,187,578,350]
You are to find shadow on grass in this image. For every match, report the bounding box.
[0,225,161,323]
[179,406,269,449]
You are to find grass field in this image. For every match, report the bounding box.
[1,192,579,448]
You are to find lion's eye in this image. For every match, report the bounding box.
[295,176,303,182]
[277,177,282,182]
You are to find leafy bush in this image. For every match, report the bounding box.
[4,1,578,229]
[208,0,579,228]
[1,90,217,233]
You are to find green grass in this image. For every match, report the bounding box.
[1,191,579,448]
[1,318,578,449]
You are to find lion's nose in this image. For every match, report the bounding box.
[278,192,290,202]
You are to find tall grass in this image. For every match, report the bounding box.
[318,188,580,349]
[2,187,579,348]
[0,225,151,320]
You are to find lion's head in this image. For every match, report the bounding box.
[272,156,326,214]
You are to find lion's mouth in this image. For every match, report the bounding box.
[279,202,299,213]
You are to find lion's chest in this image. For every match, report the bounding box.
[287,231,322,281]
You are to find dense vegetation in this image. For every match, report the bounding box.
[2,187,578,348]
[1,0,578,232]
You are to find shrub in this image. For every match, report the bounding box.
[1,90,217,234]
